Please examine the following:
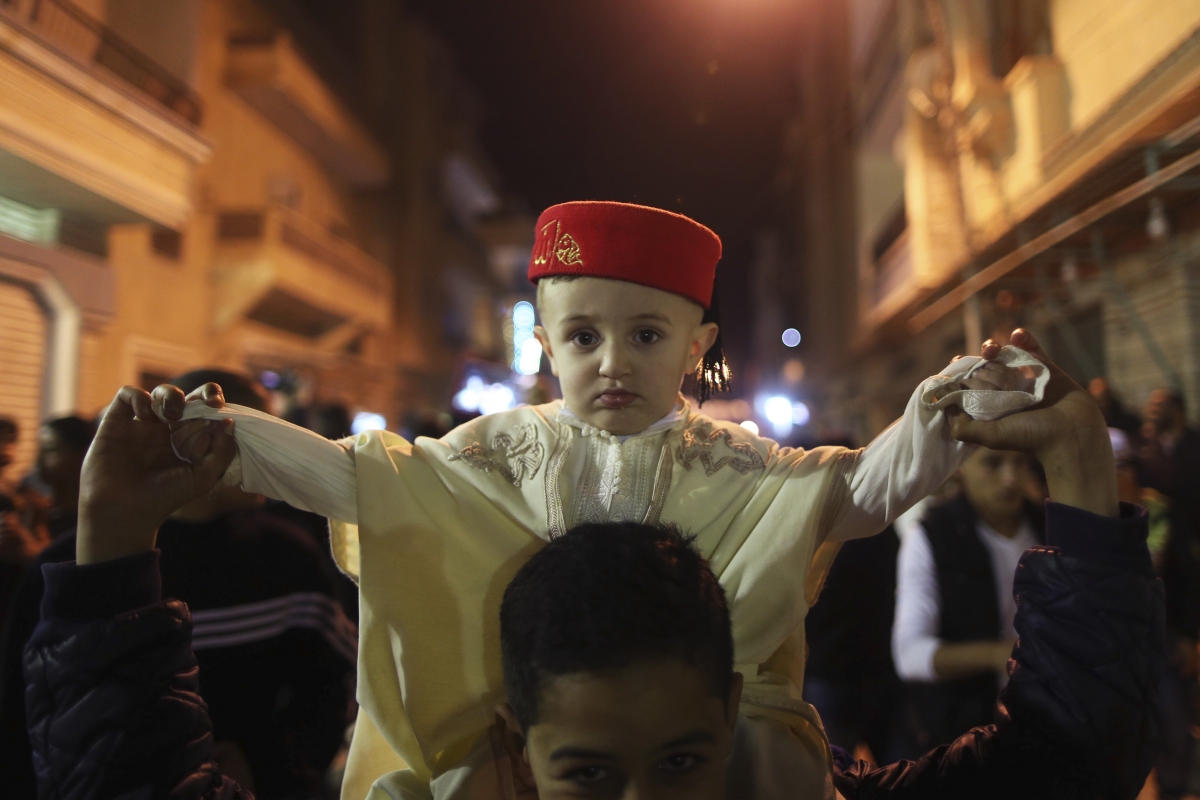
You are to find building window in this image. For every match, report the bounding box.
[0,195,59,244]
[152,226,183,260]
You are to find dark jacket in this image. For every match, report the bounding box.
[24,503,1160,800]
[907,495,1044,748]
[12,511,357,800]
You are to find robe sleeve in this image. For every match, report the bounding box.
[823,346,1049,543]
[180,401,359,524]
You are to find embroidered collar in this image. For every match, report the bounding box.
[556,396,689,443]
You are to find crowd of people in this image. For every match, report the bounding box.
[803,376,1200,800]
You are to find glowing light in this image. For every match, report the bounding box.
[351,412,387,434]
[792,401,810,426]
[511,300,540,375]
[478,383,516,415]
[764,396,793,428]
[512,301,536,329]
[517,337,543,375]
[782,328,801,347]
[454,375,518,416]
[739,420,760,436]
[260,370,281,389]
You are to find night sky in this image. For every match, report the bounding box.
[407,0,807,374]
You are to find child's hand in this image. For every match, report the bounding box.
[947,329,1117,517]
[958,360,1036,394]
[77,386,237,564]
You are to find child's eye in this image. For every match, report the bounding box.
[658,753,703,774]
[633,328,661,345]
[570,331,599,348]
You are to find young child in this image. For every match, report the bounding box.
[27,336,1158,799]
[153,201,1047,798]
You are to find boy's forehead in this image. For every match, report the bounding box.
[537,277,702,323]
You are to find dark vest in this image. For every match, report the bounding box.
[907,494,1045,749]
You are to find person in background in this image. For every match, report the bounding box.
[33,416,94,541]
[0,415,94,797]
[1089,377,1142,442]
[1136,390,1200,800]
[1,373,357,800]
[892,448,1044,751]
[0,417,50,594]
[805,436,910,764]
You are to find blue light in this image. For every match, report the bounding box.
[351,412,387,434]
[260,370,281,389]
[782,328,802,347]
[512,301,536,330]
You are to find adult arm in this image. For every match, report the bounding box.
[825,342,1046,543]
[23,551,253,800]
[836,330,1155,799]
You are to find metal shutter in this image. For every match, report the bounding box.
[0,280,46,482]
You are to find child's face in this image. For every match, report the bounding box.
[534,278,718,436]
[502,657,740,800]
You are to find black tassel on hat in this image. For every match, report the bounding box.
[695,277,731,406]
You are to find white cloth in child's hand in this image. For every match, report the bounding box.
[920,346,1049,421]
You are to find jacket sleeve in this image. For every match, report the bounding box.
[23,551,253,800]
[834,501,1164,800]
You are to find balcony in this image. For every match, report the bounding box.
[212,206,392,347]
[225,33,388,186]
[0,0,210,228]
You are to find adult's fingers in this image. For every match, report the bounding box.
[980,339,1002,361]
[947,407,1013,451]
[1009,329,1052,364]
[113,386,155,421]
[185,383,226,409]
[151,384,188,421]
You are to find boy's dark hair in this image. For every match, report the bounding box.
[170,369,269,413]
[42,416,95,454]
[500,522,734,731]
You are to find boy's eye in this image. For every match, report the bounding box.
[568,765,611,785]
[633,328,661,344]
[658,753,703,774]
[570,331,599,347]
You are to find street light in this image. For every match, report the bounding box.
[782,328,801,347]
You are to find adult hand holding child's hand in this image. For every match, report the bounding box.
[77,385,237,564]
[947,329,1117,518]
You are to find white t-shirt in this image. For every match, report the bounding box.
[892,511,1038,682]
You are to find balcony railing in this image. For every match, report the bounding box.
[1,0,202,124]
[216,206,391,297]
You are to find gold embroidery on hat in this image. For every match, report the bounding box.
[555,233,583,266]
[532,219,584,268]
[532,220,557,267]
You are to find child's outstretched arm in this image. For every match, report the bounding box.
[151,382,359,524]
[824,334,1041,542]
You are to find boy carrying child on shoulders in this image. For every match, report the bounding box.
[24,330,1161,800]
[131,203,1040,798]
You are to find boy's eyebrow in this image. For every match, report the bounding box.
[549,746,617,761]
[658,729,716,750]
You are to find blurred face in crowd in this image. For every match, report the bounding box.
[36,426,86,502]
[958,449,1032,528]
[535,278,718,436]
[506,657,739,800]
[1145,389,1185,436]
[0,433,14,474]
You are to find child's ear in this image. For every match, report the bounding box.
[533,326,559,377]
[495,705,537,790]
[691,322,720,367]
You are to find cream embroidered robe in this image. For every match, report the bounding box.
[178,347,1049,799]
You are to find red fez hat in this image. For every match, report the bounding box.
[527,201,722,309]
